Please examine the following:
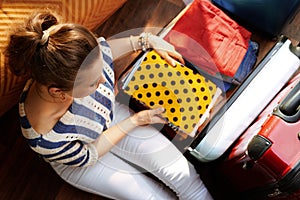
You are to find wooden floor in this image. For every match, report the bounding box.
[1,0,299,199]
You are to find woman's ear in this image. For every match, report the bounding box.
[48,87,66,101]
[48,87,61,96]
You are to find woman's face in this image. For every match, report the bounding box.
[71,51,106,98]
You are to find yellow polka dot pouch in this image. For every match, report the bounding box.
[119,50,222,137]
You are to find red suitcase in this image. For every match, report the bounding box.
[217,72,300,200]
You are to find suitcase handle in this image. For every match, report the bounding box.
[247,135,272,161]
[273,80,300,123]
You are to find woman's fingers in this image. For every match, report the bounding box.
[151,107,165,115]
[133,107,166,126]
[168,50,185,65]
[148,35,185,66]
[155,49,175,66]
[148,107,167,124]
[156,49,185,66]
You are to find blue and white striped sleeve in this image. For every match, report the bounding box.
[21,126,99,167]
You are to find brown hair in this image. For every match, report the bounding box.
[5,10,100,91]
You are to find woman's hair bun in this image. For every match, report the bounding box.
[5,9,98,91]
[5,10,60,76]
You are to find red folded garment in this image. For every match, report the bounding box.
[164,0,251,77]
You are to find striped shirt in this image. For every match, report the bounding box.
[19,38,115,167]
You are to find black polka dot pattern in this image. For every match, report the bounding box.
[124,50,217,134]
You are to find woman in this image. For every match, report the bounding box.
[5,11,213,200]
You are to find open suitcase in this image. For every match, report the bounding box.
[216,71,300,200]
[157,0,300,162]
[158,0,300,162]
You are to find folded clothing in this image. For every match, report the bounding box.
[206,40,259,92]
[163,0,252,82]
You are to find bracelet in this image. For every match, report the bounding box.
[129,35,137,53]
[138,32,151,52]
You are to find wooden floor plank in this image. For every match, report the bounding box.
[95,0,185,38]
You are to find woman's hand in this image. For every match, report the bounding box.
[148,34,185,66]
[130,107,167,126]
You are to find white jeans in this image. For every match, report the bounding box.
[50,102,213,200]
